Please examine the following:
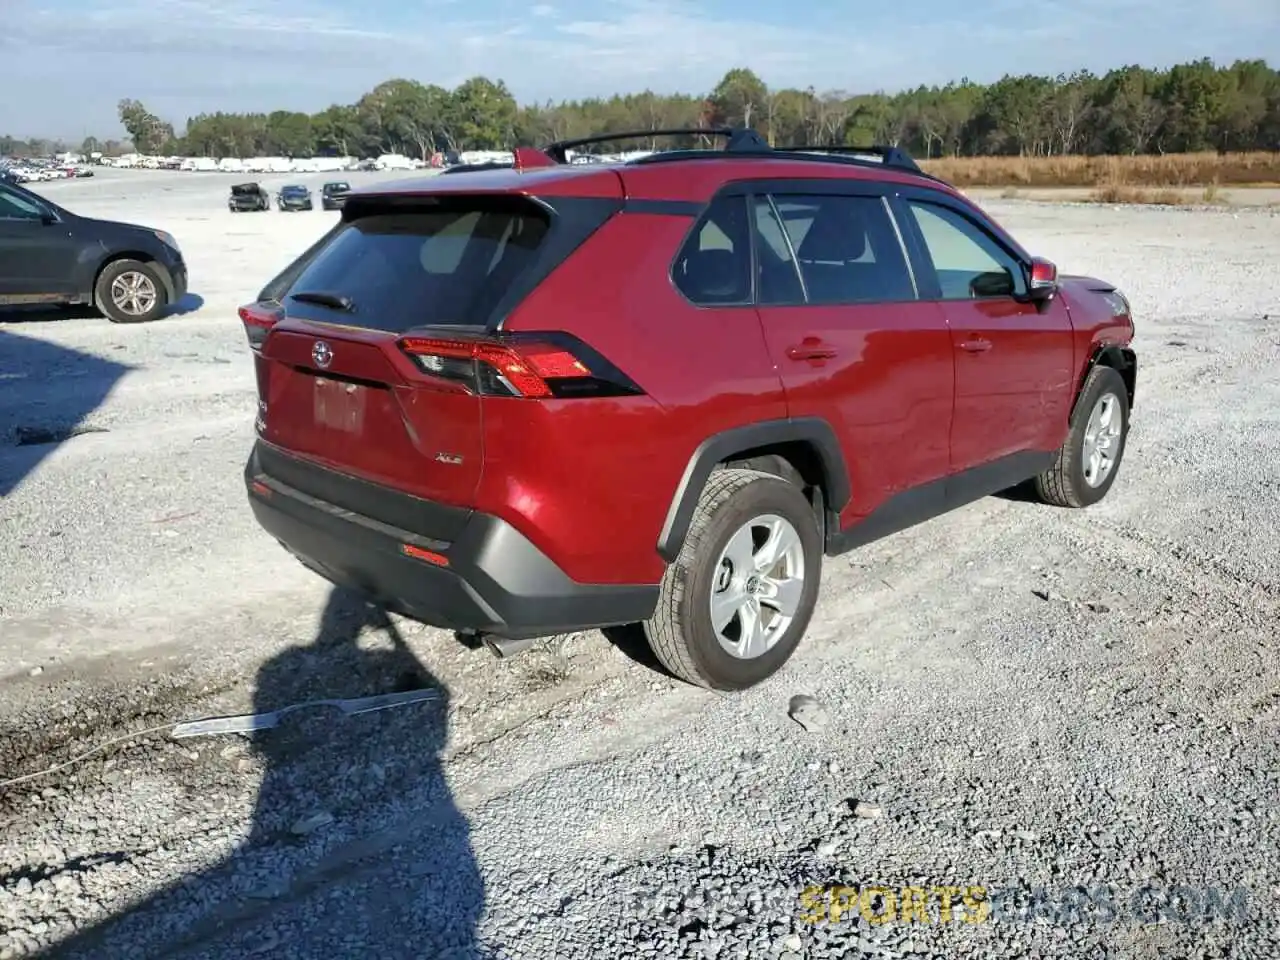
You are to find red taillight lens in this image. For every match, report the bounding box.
[239,302,284,352]
[397,333,640,400]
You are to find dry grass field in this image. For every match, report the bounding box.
[921,150,1280,190]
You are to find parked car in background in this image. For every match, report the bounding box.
[277,184,313,212]
[0,177,187,323]
[320,181,351,211]
[228,182,270,212]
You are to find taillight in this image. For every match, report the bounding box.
[239,302,284,352]
[397,332,643,399]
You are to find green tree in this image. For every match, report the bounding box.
[451,76,518,150]
[99,56,1278,162]
[117,99,174,154]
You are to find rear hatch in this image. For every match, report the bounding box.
[248,186,621,511]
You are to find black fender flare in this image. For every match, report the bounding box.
[1081,343,1137,411]
[656,417,851,563]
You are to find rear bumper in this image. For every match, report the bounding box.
[244,441,659,639]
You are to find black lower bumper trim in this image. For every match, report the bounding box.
[245,443,659,639]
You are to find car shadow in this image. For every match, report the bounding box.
[166,292,205,317]
[41,586,487,958]
[992,479,1043,503]
[0,329,133,497]
[601,622,676,678]
[0,291,204,325]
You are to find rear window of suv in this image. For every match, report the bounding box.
[282,197,551,331]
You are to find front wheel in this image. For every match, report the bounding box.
[95,259,168,324]
[1034,365,1130,508]
[645,468,823,690]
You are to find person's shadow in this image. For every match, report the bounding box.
[42,586,485,958]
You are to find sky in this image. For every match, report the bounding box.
[2,0,1278,140]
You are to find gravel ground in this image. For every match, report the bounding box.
[1,169,1278,959]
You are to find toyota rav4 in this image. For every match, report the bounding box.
[240,128,1137,691]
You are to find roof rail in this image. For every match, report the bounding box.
[438,160,515,175]
[544,127,752,163]
[536,127,943,183]
[774,144,923,174]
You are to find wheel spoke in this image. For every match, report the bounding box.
[736,599,766,659]
[711,587,745,633]
[754,518,800,573]
[760,575,803,617]
[721,524,755,573]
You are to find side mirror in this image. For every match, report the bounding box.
[1027,257,1058,302]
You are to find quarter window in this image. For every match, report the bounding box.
[672,195,752,306]
[758,194,916,306]
[905,200,1026,300]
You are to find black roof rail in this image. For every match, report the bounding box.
[439,160,514,174]
[544,127,761,163]
[774,143,922,173]
[538,127,944,183]
[629,143,945,184]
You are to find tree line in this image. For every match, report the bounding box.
[3,58,1277,162]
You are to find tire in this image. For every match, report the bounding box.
[645,468,823,690]
[1034,364,1130,508]
[94,259,168,324]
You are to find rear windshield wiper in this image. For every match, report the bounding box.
[289,291,354,311]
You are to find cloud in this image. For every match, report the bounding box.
[2,0,1276,138]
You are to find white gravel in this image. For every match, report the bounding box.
[1,169,1279,959]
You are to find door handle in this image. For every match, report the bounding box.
[786,338,838,361]
[958,338,992,353]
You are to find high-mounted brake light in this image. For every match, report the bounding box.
[397,333,642,400]
[239,302,284,352]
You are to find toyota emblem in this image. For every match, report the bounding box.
[312,340,333,369]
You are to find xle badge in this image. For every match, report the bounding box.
[435,452,464,465]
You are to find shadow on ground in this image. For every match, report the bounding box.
[41,586,487,959]
[0,329,134,497]
[0,292,205,325]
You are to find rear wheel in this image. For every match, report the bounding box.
[645,468,823,690]
[95,259,168,324]
[1034,365,1130,508]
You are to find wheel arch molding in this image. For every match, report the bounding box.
[1081,343,1137,412]
[656,417,852,563]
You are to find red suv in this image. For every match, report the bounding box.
[241,128,1136,691]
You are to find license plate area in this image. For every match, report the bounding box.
[313,377,368,433]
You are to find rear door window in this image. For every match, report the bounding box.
[283,198,551,330]
[760,194,917,305]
